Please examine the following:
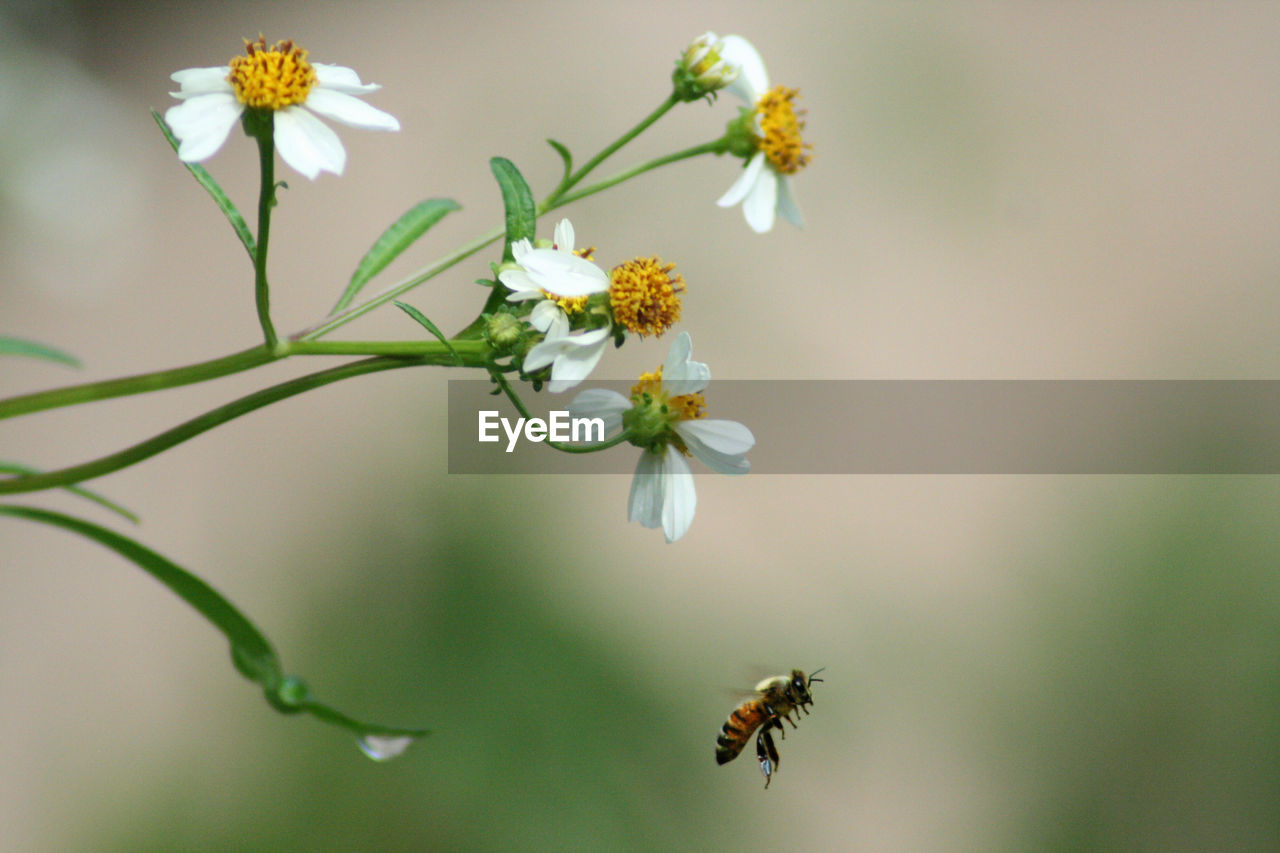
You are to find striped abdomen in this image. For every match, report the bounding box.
[715,700,768,765]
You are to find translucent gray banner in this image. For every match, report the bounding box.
[448,380,1280,474]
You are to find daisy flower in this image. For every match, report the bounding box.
[568,332,754,543]
[498,219,609,312]
[499,219,612,391]
[715,35,811,233]
[165,36,400,180]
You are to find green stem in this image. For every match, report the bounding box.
[0,346,276,420]
[296,226,505,342]
[0,357,429,495]
[252,118,280,350]
[543,139,726,213]
[542,93,680,209]
[283,339,490,362]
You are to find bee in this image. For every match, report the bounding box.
[715,668,824,788]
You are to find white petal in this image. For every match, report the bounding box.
[676,419,754,474]
[569,389,630,435]
[304,88,400,131]
[662,332,710,395]
[498,267,542,301]
[164,93,243,162]
[522,326,606,369]
[552,219,575,251]
[717,151,766,208]
[742,165,779,233]
[517,248,609,297]
[529,300,568,336]
[659,450,696,542]
[776,176,804,228]
[509,238,535,264]
[719,35,769,102]
[313,62,381,95]
[169,66,233,97]
[547,337,609,393]
[628,451,665,530]
[273,106,346,179]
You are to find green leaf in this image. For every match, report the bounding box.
[490,157,536,262]
[152,109,256,260]
[0,336,81,367]
[546,138,573,188]
[0,505,429,746]
[0,461,139,524]
[394,301,462,364]
[334,199,462,312]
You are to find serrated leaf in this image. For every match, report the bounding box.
[0,336,80,367]
[0,461,138,523]
[151,109,256,260]
[546,138,573,188]
[394,301,462,364]
[490,157,536,262]
[334,199,462,312]
[0,504,429,744]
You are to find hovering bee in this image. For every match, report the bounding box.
[715,668,824,788]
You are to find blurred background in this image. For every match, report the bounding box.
[2,1,1279,850]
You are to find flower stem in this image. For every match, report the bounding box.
[251,114,280,350]
[0,356,437,495]
[544,138,726,213]
[541,93,681,209]
[0,346,277,420]
[296,226,506,342]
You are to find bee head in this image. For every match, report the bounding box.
[796,667,824,702]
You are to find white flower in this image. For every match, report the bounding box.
[165,37,400,180]
[715,35,807,233]
[500,219,612,392]
[498,219,609,303]
[569,332,754,543]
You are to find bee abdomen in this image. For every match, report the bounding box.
[715,704,763,764]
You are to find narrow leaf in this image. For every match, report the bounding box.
[546,138,573,188]
[335,199,462,312]
[0,504,281,685]
[0,461,139,523]
[489,157,536,262]
[394,301,462,364]
[0,336,80,367]
[152,109,256,260]
[0,505,428,743]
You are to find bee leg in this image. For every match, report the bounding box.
[756,727,781,788]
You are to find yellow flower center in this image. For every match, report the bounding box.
[756,85,811,175]
[228,36,317,110]
[631,370,707,420]
[609,257,685,338]
[541,291,589,315]
[630,366,707,456]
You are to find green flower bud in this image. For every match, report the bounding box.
[672,32,740,102]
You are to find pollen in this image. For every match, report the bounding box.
[542,290,589,315]
[228,36,317,111]
[756,85,811,175]
[631,368,707,422]
[609,257,685,338]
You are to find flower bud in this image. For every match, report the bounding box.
[673,32,740,102]
[485,311,524,351]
